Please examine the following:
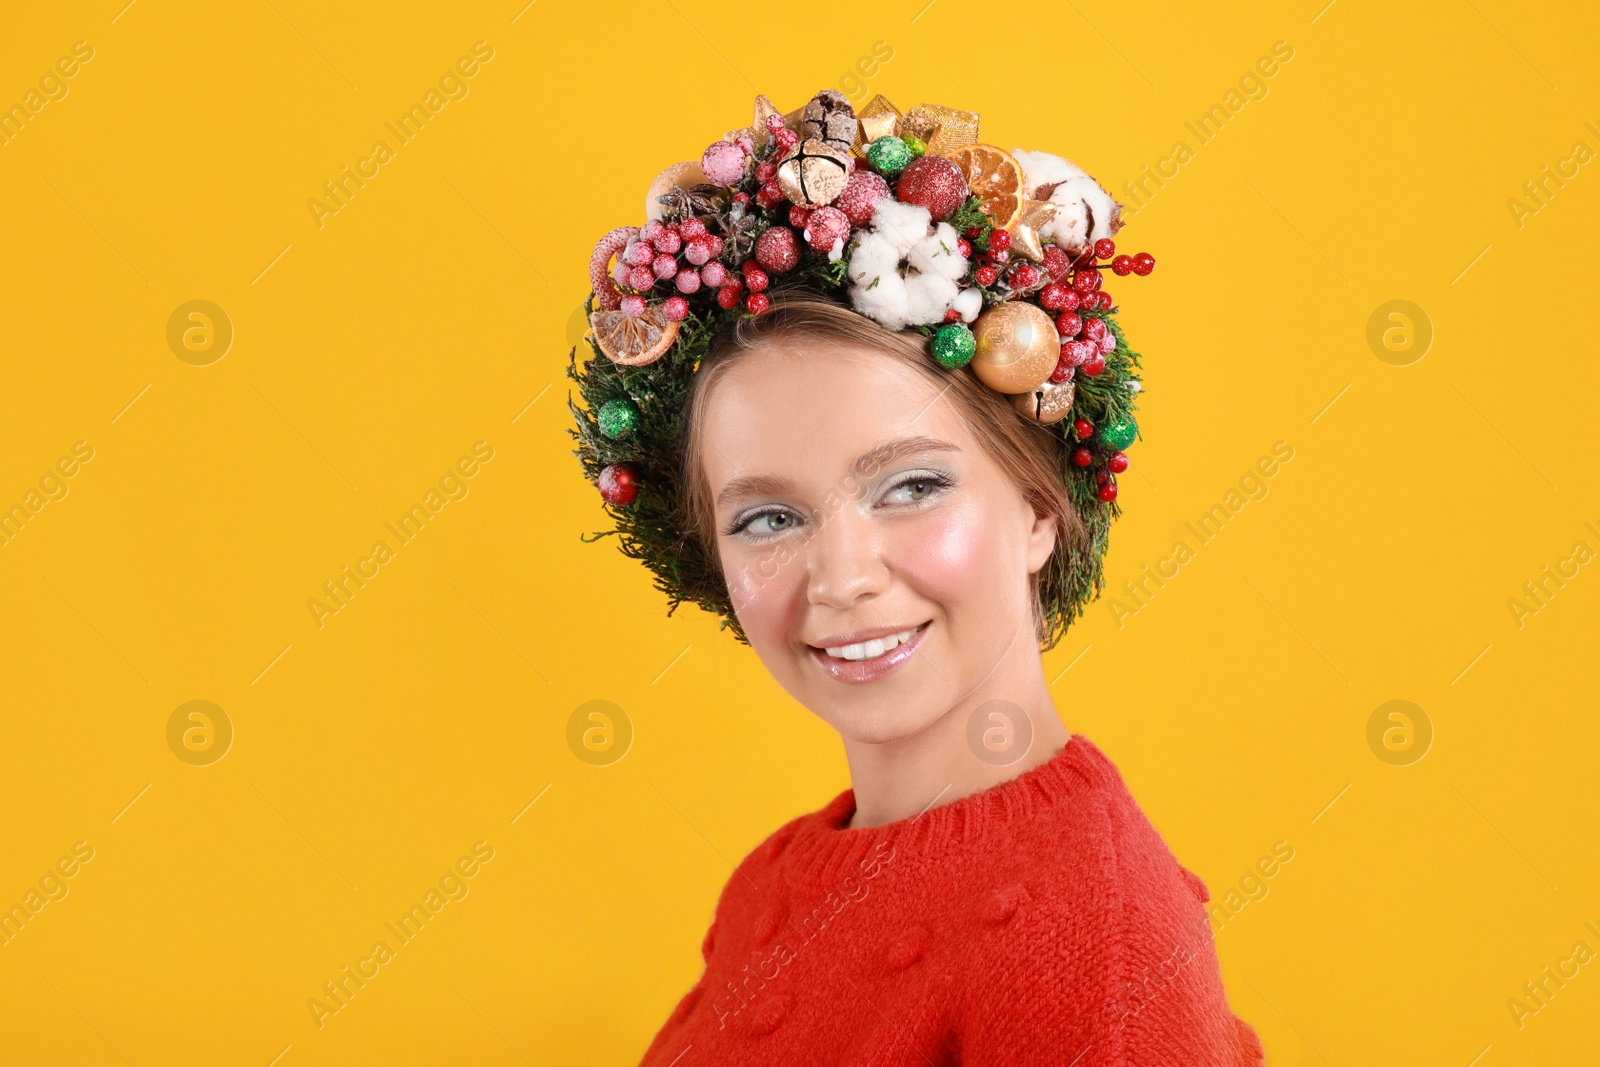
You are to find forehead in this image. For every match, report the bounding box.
[697,343,970,490]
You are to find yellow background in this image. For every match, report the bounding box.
[2,0,1597,1063]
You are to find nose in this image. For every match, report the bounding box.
[804,504,891,610]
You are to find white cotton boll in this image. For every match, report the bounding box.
[908,232,965,281]
[847,233,900,284]
[1043,195,1091,253]
[953,286,982,323]
[871,199,934,254]
[852,271,911,331]
[903,272,960,326]
[1043,176,1122,251]
[1012,149,1087,195]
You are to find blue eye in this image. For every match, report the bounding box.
[882,473,951,505]
[737,510,798,537]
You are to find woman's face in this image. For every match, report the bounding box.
[698,341,1058,745]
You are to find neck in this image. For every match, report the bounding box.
[838,660,1068,830]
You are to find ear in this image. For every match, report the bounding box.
[1025,502,1058,576]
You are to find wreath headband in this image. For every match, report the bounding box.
[567,90,1156,645]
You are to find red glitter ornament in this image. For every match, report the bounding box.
[895,155,969,220]
[834,171,891,226]
[1043,245,1071,278]
[755,226,801,273]
[598,464,639,506]
[804,206,850,254]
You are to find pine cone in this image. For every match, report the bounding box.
[801,90,858,153]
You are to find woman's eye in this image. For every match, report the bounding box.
[884,476,946,505]
[743,510,796,536]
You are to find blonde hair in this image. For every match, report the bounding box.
[680,290,1088,649]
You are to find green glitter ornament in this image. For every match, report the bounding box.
[866,135,912,178]
[932,323,976,368]
[1097,416,1138,451]
[597,397,640,440]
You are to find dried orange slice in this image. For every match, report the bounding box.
[589,307,680,367]
[948,144,1026,230]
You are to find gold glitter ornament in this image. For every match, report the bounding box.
[970,301,1061,394]
[1010,378,1077,424]
[776,139,854,208]
[918,103,980,157]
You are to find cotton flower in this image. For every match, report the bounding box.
[1012,148,1123,254]
[846,199,970,331]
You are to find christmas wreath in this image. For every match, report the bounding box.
[567,90,1155,648]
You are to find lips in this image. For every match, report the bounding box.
[808,621,930,684]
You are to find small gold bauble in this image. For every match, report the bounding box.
[777,138,853,208]
[1010,378,1077,424]
[970,302,1061,394]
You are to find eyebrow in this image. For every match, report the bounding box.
[715,434,962,508]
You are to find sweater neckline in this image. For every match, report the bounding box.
[774,732,1114,890]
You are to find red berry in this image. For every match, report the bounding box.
[1097,480,1118,502]
[745,292,770,314]
[597,463,639,506]
[1108,451,1129,473]
[732,191,751,207]
[1112,255,1133,276]
[765,114,786,135]
[701,261,728,288]
[965,226,983,239]
[620,294,646,318]
[1009,264,1040,289]
[773,128,799,153]
[742,263,769,292]
[944,307,961,323]
[678,217,707,240]
[626,241,655,267]
[1071,447,1093,468]
[788,205,811,228]
[1039,283,1071,310]
[755,185,784,210]
[1056,312,1083,338]
[683,237,714,266]
[988,229,1011,253]
[1049,358,1075,384]
[628,266,655,291]
[1082,354,1106,376]
[1132,252,1155,276]
[1093,238,1116,259]
[654,229,682,255]
[1084,318,1107,342]
[975,264,998,286]
[1072,271,1096,293]
[717,284,741,309]
[1095,471,1109,485]
[675,268,701,294]
[1043,246,1071,279]
[652,254,678,280]
[1097,291,1114,311]
[755,161,778,184]
[755,226,801,273]
[661,296,689,322]
[1073,418,1094,439]
[957,237,973,258]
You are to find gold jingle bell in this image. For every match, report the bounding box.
[777,138,853,208]
[1010,378,1076,424]
[970,302,1060,394]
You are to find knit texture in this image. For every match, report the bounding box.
[637,733,1267,1066]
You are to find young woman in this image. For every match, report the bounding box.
[572,90,1265,1065]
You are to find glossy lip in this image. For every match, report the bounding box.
[808,621,930,685]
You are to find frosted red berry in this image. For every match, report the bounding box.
[1009,264,1040,289]
[661,296,689,322]
[628,266,655,291]
[654,229,682,255]
[1112,255,1133,276]
[1056,312,1083,338]
[1093,238,1116,259]
[620,294,647,318]
[741,263,769,292]
[745,292,770,314]
[755,226,801,273]
[1132,252,1155,276]
[1097,480,1118,502]
[975,264,998,286]
[679,217,707,240]
[717,284,741,309]
[1043,246,1071,279]
[1071,447,1093,467]
[1073,418,1094,439]
[700,261,728,288]
[1039,283,1071,311]
[788,206,811,229]
[598,464,639,506]
[987,228,1011,253]
[675,268,702,294]
[1108,451,1129,473]
[1081,354,1106,376]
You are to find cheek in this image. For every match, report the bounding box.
[894,501,1007,601]
[721,544,806,644]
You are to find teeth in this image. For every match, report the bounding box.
[824,626,920,661]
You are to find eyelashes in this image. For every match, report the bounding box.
[722,470,955,540]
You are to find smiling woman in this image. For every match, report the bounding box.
[567,88,1260,1064]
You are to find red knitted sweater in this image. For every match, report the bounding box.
[637,733,1266,1066]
